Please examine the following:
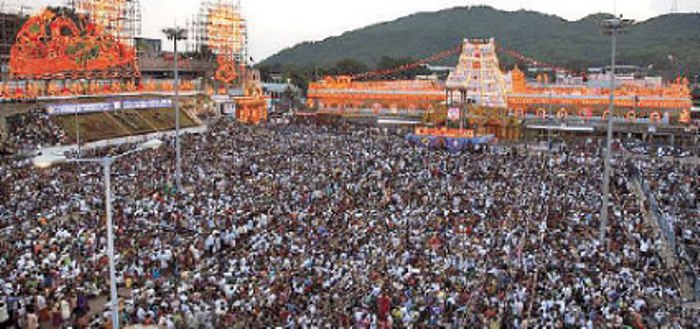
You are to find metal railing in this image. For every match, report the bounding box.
[138,57,216,72]
[628,160,700,300]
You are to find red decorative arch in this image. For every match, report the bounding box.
[10,10,139,80]
[214,55,238,84]
[578,108,592,121]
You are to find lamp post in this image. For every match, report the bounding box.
[75,110,81,158]
[163,27,187,192]
[547,88,553,152]
[76,78,88,157]
[33,139,163,329]
[459,91,465,132]
[599,17,634,243]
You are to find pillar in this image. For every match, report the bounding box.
[0,116,7,138]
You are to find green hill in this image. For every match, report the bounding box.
[260,6,700,79]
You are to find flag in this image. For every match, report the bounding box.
[446,138,464,153]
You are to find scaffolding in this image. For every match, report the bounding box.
[67,0,141,46]
[193,0,248,64]
[8,2,140,82]
[0,3,30,61]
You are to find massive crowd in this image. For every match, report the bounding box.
[3,107,68,153]
[0,119,698,328]
[639,158,699,279]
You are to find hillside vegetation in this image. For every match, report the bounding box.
[260,6,700,84]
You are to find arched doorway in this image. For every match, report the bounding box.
[483,118,504,138]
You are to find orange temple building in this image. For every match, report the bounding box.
[233,69,269,125]
[307,38,694,132]
[508,66,693,124]
[308,76,445,117]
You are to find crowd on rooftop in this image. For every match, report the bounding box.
[2,107,68,153]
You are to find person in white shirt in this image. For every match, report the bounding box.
[60,298,71,323]
[0,299,9,325]
[35,295,47,322]
[26,312,39,329]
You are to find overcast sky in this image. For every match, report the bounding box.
[11,0,700,61]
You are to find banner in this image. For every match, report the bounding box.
[121,99,173,110]
[405,133,494,151]
[47,102,116,115]
[446,138,465,153]
[222,103,236,115]
[448,108,461,121]
[47,98,173,115]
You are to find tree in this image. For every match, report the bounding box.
[376,56,431,80]
[261,6,700,79]
[332,59,369,75]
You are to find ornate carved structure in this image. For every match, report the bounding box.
[9,9,139,80]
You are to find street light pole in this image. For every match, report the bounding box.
[163,27,187,192]
[599,17,633,243]
[174,37,182,192]
[599,24,616,243]
[75,111,81,158]
[459,92,465,132]
[32,139,163,329]
[102,157,118,329]
[548,88,553,153]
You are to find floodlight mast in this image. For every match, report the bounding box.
[163,27,188,192]
[599,16,634,244]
